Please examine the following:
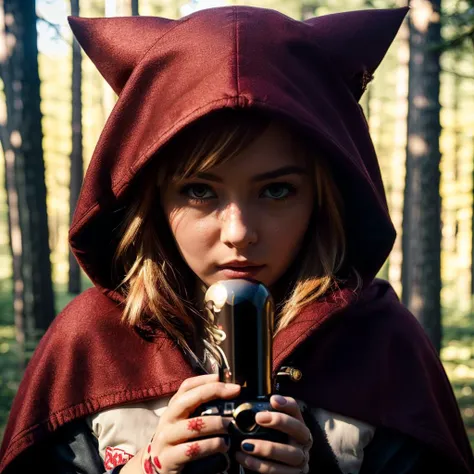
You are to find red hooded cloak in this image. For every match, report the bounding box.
[1,6,472,474]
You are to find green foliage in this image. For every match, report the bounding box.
[443,317,474,446]
[0,325,19,441]
[0,280,17,440]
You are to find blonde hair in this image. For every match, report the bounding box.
[114,110,352,351]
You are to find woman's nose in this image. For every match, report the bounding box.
[220,203,258,249]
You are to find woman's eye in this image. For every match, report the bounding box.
[180,183,215,202]
[261,183,296,200]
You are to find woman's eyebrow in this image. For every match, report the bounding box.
[194,165,307,183]
[251,165,307,182]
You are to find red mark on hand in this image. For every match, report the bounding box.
[153,456,162,469]
[186,442,201,458]
[144,458,153,474]
[187,417,205,433]
[144,454,161,474]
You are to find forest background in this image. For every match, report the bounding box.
[1,0,474,449]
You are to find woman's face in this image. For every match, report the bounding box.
[160,122,315,288]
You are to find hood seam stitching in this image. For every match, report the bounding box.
[233,7,240,96]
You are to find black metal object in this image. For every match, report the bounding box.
[185,279,287,474]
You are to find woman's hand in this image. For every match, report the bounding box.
[121,373,241,474]
[235,395,313,474]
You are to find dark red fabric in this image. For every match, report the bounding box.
[1,5,473,474]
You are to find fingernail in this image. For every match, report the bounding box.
[224,383,240,390]
[223,435,230,446]
[256,412,272,423]
[242,442,255,452]
[273,395,287,405]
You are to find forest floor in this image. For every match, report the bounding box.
[0,280,474,450]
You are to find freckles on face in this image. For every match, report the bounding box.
[160,122,315,287]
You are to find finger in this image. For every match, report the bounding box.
[165,382,241,421]
[169,374,220,406]
[240,439,305,467]
[255,410,311,446]
[269,395,305,423]
[235,451,301,474]
[166,415,231,445]
[163,436,230,470]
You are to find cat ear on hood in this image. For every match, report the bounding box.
[305,7,409,101]
[67,16,175,95]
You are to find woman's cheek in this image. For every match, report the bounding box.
[175,218,218,274]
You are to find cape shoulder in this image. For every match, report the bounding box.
[285,280,474,473]
[0,287,195,473]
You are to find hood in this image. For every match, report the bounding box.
[68,6,406,298]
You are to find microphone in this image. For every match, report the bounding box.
[186,279,287,474]
[205,278,274,398]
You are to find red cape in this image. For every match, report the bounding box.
[1,280,473,473]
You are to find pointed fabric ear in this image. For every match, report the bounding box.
[305,7,409,100]
[68,16,174,95]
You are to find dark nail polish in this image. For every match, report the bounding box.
[223,435,230,446]
[242,442,255,452]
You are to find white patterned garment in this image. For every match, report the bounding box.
[88,400,374,473]
[87,398,169,469]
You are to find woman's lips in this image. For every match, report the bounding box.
[217,265,266,278]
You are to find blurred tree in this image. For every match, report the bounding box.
[132,0,139,15]
[442,0,474,50]
[385,0,410,297]
[471,129,474,302]
[300,2,316,20]
[103,1,119,118]
[69,0,83,295]
[0,0,55,358]
[452,49,461,254]
[402,0,442,352]
[442,4,474,306]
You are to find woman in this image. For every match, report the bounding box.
[0,5,473,474]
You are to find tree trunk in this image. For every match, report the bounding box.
[103,0,117,117]
[69,0,83,295]
[0,0,55,356]
[471,135,474,301]
[300,3,315,21]
[402,0,442,353]
[452,50,461,258]
[0,0,24,363]
[388,0,409,297]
